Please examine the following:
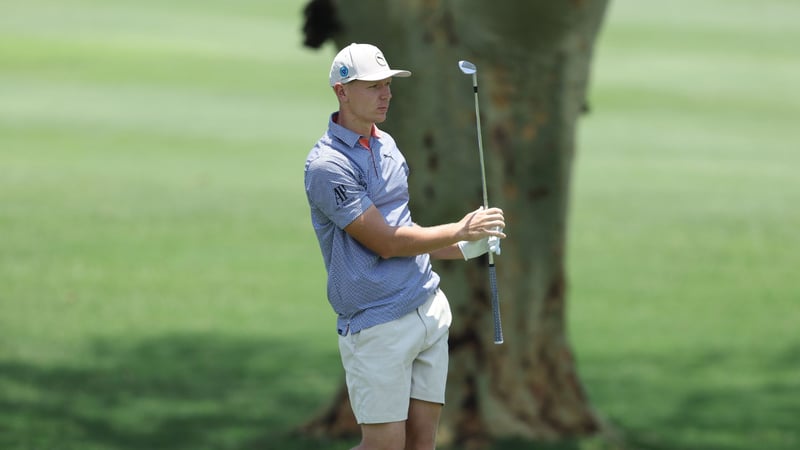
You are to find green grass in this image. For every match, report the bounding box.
[568,1,800,449]
[1,0,798,449]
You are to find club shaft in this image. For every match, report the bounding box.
[471,74,490,211]
[470,71,504,345]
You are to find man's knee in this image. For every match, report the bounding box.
[356,421,406,450]
[405,399,442,450]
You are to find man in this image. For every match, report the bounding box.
[304,43,506,450]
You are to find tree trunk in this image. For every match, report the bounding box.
[301,0,610,447]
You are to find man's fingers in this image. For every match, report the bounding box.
[478,208,505,237]
[484,216,505,232]
[463,206,506,240]
[488,227,506,239]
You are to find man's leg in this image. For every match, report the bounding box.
[405,399,442,450]
[352,399,441,450]
[353,421,406,450]
[404,289,450,450]
[339,314,420,450]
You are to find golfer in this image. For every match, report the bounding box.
[304,43,506,450]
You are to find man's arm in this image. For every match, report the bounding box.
[410,223,466,260]
[428,244,464,260]
[344,205,505,259]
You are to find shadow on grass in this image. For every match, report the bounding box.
[0,333,349,450]
[580,347,800,450]
[2,338,797,450]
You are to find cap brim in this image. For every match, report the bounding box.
[355,69,412,82]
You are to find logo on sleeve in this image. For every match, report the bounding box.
[333,184,349,205]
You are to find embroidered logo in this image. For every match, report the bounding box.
[339,66,349,78]
[375,53,387,67]
[333,184,348,205]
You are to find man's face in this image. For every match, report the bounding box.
[339,78,393,124]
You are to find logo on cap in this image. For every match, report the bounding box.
[375,53,387,67]
[339,66,349,78]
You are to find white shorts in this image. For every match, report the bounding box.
[338,288,452,424]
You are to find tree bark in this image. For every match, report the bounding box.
[301,0,610,447]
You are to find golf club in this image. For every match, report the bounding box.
[458,59,504,345]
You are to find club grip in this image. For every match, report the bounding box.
[488,264,504,344]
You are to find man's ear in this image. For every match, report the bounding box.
[333,83,347,102]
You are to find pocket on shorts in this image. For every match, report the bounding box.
[424,289,452,330]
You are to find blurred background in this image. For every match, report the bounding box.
[1,0,798,449]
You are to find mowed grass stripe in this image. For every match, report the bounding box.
[0,76,329,142]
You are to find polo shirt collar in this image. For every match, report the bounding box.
[329,112,381,149]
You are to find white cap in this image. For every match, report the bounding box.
[329,43,411,87]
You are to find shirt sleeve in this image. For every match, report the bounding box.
[305,156,374,230]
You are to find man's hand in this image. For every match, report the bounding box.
[456,206,505,260]
[457,207,506,242]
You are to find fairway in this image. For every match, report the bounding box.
[1,0,799,449]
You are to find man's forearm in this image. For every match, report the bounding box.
[384,222,463,259]
[428,243,464,260]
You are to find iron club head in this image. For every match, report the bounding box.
[458,60,477,75]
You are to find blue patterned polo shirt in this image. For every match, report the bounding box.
[304,113,440,335]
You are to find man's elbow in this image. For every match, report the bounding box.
[374,241,405,259]
[376,245,398,260]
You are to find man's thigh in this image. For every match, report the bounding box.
[339,311,424,424]
[410,289,451,404]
